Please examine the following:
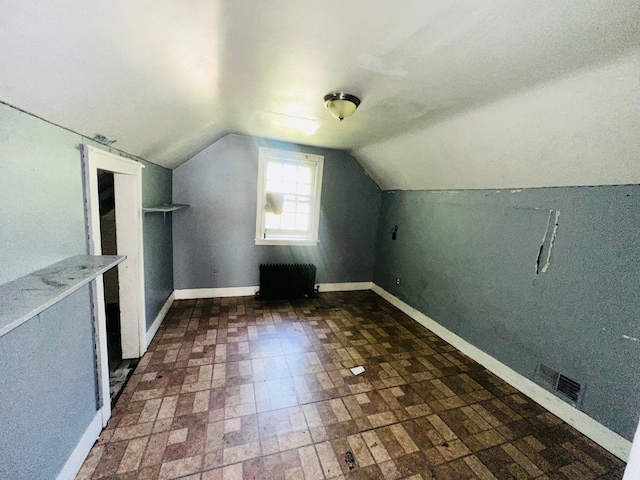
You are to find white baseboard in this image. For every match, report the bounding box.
[175,286,260,300]
[56,410,102,480]
[145,291,175,349]
[174,282,373,300]
[371,283,631,461]
[317,282,372,292]
[623,423,640,479]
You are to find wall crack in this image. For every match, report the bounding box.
[536,210,560,274]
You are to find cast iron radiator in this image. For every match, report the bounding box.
[258,263,317,299]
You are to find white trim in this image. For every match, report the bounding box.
[317,282,373,292]
[371,283,631,461]
[113,171,146,359]
[175,286,260,300]
[174,282,373,299]
[85,145,144,169]
[90,276,111,426]
[623,419,640,479]
[55,410,102,480]
[85,146,145,176]
[145,292,175,349]
[254,238,318,246]
[82,145,146,426]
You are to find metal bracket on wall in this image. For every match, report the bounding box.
[142,204,190,224]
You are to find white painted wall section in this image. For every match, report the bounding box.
[0,1,637,191]
[356,52,640,190]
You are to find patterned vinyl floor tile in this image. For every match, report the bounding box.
[76,291,627,480]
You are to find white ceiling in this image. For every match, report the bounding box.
[0,1,638,188]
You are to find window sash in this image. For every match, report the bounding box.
[256,148,323,245]
[262,195,314,236]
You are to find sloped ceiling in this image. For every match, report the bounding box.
[0,1,638,189]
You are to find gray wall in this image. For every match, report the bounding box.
[0,286,96,480]
[0,105,87,285]
[0,102,173,477]
[373,186,640,440]
[173,134,381,289]
[142,162,174,328]
[0,105,98,479]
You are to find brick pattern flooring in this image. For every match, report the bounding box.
[76,291,626,479]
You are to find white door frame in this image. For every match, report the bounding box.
[82,145,146,426]
[623,419,640,478]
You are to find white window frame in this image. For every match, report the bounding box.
[255,147,323,246]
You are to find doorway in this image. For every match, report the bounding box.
[97,170,138,404]
[83,146,146,426]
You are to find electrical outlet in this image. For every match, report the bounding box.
[395,278,401,285]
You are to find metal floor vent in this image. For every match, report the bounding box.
[534,363,585,406]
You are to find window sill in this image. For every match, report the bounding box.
[255,238,318,246]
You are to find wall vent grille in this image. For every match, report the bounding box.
[533,363,585,406]
[557,375,581,402]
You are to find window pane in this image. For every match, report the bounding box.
[281,213,295,230]
[266,180,283,193]
[283,164,298,182]
[267,162,282,180]
[297,166,312,184]
[296,183,311,195]
[295,214,309,231]
[257,148,322,244]
[265,212,280,229]
[282,182,297,194]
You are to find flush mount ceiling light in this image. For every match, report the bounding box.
[323,93,361,121]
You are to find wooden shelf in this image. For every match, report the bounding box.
[142,204,189,213]
[0,255,125,338]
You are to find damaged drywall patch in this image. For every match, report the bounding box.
[92,133,117,146]
[541,211,560,273]
[536,210,560,274]
[535,210,553,274]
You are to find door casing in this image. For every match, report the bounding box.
[82,145,146,426]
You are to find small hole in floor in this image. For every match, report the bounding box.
[345,451,356,470]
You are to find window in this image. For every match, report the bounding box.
[255,147,324,245]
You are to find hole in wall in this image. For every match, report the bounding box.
[536,210,560,274]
